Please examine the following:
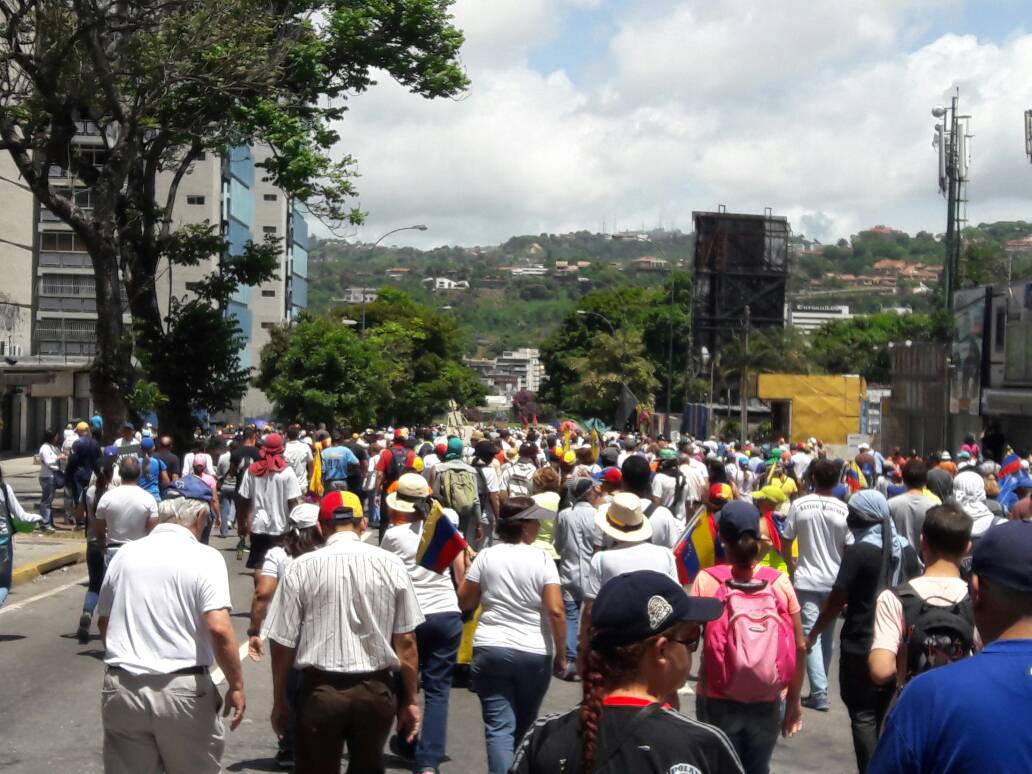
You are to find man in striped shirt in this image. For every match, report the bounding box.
[264,490,424,773]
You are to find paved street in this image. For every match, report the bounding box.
[0,459,857,773]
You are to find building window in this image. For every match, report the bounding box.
[262,226,277,234]
[40,230,88,252]
[261,289,276,297]
[185,281,202,292]
[263,193,277,202]
[186,195,205,205]
[260,321,277,330]
[196,151,206,161]
[995,307,1006,353]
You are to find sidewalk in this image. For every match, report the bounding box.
[4,455,87,585]
[10,534,87,587]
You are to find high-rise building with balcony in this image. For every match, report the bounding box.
[0,130,309,450]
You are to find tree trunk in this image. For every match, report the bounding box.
[90,241,131,443]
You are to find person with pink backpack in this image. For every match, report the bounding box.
[690,500,807,774]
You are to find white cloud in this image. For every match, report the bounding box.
[323,2,1032,249]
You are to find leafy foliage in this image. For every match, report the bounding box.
[257,290,486,428]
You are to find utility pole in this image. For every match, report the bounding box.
[933,93,970,311]
[740,305,750,447]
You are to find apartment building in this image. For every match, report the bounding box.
[0,130,309,450]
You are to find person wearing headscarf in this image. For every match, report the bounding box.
[926,466,954,505]
[952,470,1007,542]
[236,432,303,571]
[806,490,920,772]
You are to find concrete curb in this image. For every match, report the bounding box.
[11,547,87,587]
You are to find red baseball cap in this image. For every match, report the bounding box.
[318,490,364,522]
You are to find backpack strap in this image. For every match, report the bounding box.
[643,501,659,518]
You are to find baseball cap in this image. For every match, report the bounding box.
[140,436,155,451]
[709,483,733,504]
[971,520,1032,593]
[941,451,952,461]
[120,421,135,431]
[167,474,213,502]
[718,501,761,542]
[658,447,677,461]
[752,484,787,505]
[319,490,364,523]
[75,421,90,433]
[594,466,622,485]
[499,501,554,522]
[590,570,722,652]
[288,503,319,529]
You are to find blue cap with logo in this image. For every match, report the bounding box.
[167,474,213,503]
[589,570,722,652]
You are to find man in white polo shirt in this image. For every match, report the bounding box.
[94,457,159,560]
[98,477,245,773]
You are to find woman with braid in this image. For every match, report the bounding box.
[510,570,744,773]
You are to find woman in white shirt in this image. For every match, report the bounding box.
[381,473,467,774]
[37,429,64,532]
[248,503,323,769]
[458,497,566,774]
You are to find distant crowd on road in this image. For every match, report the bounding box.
[5,415,1032,773]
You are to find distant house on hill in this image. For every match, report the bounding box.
[508,264,548,277]
[423,277,470,292]
[866,225,901,236]
[630,256,669,272]
[386,267,410,279]
[1006,236,1032,258]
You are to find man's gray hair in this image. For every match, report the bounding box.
[118,457,141,482]
[157,496,207,527]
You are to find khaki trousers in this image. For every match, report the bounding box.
[101,669,225,774]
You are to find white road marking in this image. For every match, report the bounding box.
[210,640,250,685]
[0,574,88,616]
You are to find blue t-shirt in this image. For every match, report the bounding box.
[137,456,167,502]
[870,639,1032,773]
[321,445,359,483]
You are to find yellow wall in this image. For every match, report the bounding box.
[757,373,867,445]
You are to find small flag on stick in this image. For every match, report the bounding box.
[417,501,468,574]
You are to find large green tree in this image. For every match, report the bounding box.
[0,0,467,439]
[566,330,660,419]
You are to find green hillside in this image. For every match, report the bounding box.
[307,220,1032,353]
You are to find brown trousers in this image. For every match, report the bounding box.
[295,668,396,774]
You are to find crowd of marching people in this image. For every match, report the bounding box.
[4,416,1032,773]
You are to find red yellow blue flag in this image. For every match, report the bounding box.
[416,501,468,574]
[673,507,724,585]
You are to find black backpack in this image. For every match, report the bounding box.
[894,582,975,681]
[382,445,409,487]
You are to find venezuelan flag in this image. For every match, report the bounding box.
[842,461,866,493]
[1000,452,1022,478]
[673,507,723,584]
[417,501,468,574]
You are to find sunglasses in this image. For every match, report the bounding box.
[668,626,702,652]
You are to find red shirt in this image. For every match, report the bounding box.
[375,443,415,473]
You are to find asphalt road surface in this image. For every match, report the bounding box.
[0,459,857,772]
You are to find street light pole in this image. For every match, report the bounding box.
[612,233,683,437]
[362,224,428,332]
[575,309,616,334]
[740,305,750,447]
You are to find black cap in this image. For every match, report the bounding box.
[590,570,722,652]
[972,520,1032,593]
[718,501,761,542]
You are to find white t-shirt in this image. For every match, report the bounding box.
[781,493,850,593]
[639,497,680,549]
[466,542,560,655]
[94,485,159,545]
[38,443,61,477]
[870,576,974,654]
[182,451,215,476]
[651,472,690,521]
[381,521,461,616]
[98,523,232,675]
[283,440,314,489]
[680,460,709,504]
[584,542,678,600]
[790,452,812,481]
[260,546,292,580]
[238,467,302,535]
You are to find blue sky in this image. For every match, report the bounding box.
[329,1,1032,247]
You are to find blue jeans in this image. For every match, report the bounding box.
[38,477,55,526]
[472,647,552,774]
[414,612,463,770]
[562,594,580,663]
[0,539,12,607]
[798,589,834,698]
[218,493,235,537]
[697,696,781,774]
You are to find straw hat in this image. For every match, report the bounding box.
[595,491,652,543]
[385,473,430,514]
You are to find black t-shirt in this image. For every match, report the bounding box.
[833,541,921,656]
[227,445,261,487]
[154,449,181,479]
[345,441,368,491]
[510,701,744,774]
